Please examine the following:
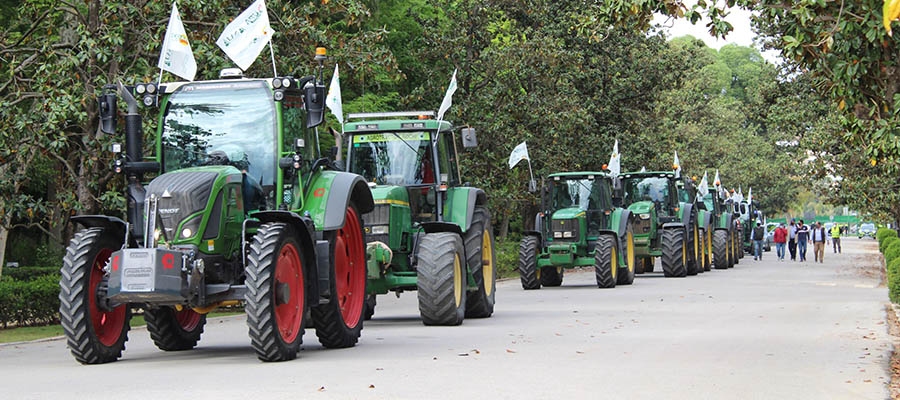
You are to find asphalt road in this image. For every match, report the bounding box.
[0,238,892,399]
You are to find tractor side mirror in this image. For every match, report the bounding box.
[304,82,326,128]
[99,92,118,135]
[461,127,477,148]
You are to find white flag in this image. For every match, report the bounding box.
[508,141,529,169]
[673,151,681,178]
[714,169,723,196]
[326,64,343,125]
[697,172,709,198]
[216,0,275,71]
[608,139,620,177]
[436,69,458,121]
[158,2,197,81]
[748,187,753,205]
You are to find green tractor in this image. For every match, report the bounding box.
[518,172,636,289]
[737,200,765,254]
[619,171,701,277]
[344,111,495,326]
[678,177,712,272]
[704,187,739,269]
[60,51,375,364]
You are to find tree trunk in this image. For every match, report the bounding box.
[499,212,510,239]
[0,226,8,281]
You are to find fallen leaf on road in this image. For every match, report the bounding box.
[458,353,469,357]
[576,351,584,354]
[472,349,480,354]
[376,368,384,371]
[318,387,326,392]
[555,333,562,336]
[433,357,438,360]
[864,380,872,383]
[846,381,852,383]
[506,349,517,353]
[369,385,376,389]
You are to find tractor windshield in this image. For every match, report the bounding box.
[550,178,607,211]
[349,131,433,185]
[623,177,672,215]
[161,81,276,186]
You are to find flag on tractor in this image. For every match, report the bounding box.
[508,141,529,169]
[697,172,709,199]
[158,2,197,81]
[325,64,343,125]
[216,0,275,71]
[673,151,681,178]
[748,187,753,205]
[608,139,621,177]
[437,69,458,121]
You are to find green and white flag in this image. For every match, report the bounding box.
[697,172,709,198]
[508,141,529,169]
[158,2,196,81]
[747,187,753,205]
[436,69,458,121]
[216,0,275,71]
[608,139,620,177]
[325,64,343,125]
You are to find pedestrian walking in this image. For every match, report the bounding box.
[796,220,809,262]
[753,222,765,261]
[831,223,842,254]
[774,223,787,261]
[812,222,827,263]
[788,220,798,261]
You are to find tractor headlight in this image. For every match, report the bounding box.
[272,78,282,88]
[146,83,156,94]
[135,84,146,94]
[182,228,193,238]
[639,213,650,220]
[554,232,563,238]
[282,78,291,88]
[154,228,162,241]
[179,215,202,240]
[143,95,154,107]
[563,231,574,238]
[371,225,389,235]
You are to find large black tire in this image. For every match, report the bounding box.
[417,233,466,325]
[363,294,377,321]
[661,229,687,277]
[594,235,617,288]
[701,229,712,272]
[464,207,496,318]
[518,236,541,290]
[616,223,636,285]
[540,267,564,286]
[59,227,132,364]
[686,225,701,276]
[144,307,206,351]
[732,232,740,266]
[713,230,729,269]
[312,205,367,348]
[245,222,306,362]
[644,257,655,273]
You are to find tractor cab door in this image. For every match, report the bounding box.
[280,96,318,209]
[585,178,613,237]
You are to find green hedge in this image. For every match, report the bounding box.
[878,228,898,246]
[495,238,520,279]
[887,242,900,266]
[889,257,900,304]
[0,275,60,328]
[881,235,899,253]
[1,266,60,282]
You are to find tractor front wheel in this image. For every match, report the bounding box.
[702,229,713,272]
[417,233,466,325]
[245,222,306,362]
[313,205,367,348]
[616,223,636,285]
[661,229,687,277]
[686,225,701,276]
[464,207,496,318]
[518,236,541,290]
[145,307,205,351]
[713,230,729,269]
[540,267,564,286]
[364,294,377,321]
[594,235,617,288]
[59,227,131,364]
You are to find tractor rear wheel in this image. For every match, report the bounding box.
[417,233,466,325]
[713,230,729,269]
[732,232,740,266]
[661,229,687,277]
[616,223,636,285]
[594,235,617,288]
[464,207,496,318]
[145,307,205,351]
[245,222,306,362]
[313,205,367,348]
[59,227,131,364]
[540,267,564,286]
[364,294,377,321]
[686,226,701,276]
[518,236,541,290]
[702,229,712,272]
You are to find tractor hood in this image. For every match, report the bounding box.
[627,201,654,215]
[369,185,411,205]
[551,207,586,220]
[146,165,240,244]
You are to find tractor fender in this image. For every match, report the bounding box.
[715,213,733,232]
[681,203,695,230]
[662,222,686,231]
[250,210,324,305]
[609,209,633,258]
[700,211,712,231]
[304,171,375,231]
[71,215,130,247]
[421,221,463,236]
[523,212,544,242]
[443,187,488,233]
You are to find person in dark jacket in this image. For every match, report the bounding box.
[788,220,798,261]
[796,220,810,262]
[812,222,827,263]
[752,222,766,260]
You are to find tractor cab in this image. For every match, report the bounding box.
[621,172,679,222]
[543,172,615,244]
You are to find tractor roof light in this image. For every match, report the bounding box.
[282,78,291,88]
[143,96,155,107]
[315,47,327,61]
[146,83,156,94]
[135,84,146,94]
[272,78,282,88]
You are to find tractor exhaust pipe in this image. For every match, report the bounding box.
[116,82,147,243]
[117,82,142,167]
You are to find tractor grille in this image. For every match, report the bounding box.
[146,171,217,240]
[634,217,652,234]
[551,218,579,242]
[363,204,390,245]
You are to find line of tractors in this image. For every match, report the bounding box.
[59,50,765,364]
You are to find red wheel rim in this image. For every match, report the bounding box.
[334,207,365,329]
[88,248,127,347]
[174,308,202,331]
[274,243,303,343]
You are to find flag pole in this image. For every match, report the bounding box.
[269,42,277,77]
[526,157,536,192]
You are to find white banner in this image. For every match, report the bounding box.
[608,139,620,177]
[158,2,197,81]
[508,141,529,169]
[436,69,458,121]
[326,64,343,125]
[697,171,709,198]
[673,151,681,178]
[216,0,275,71]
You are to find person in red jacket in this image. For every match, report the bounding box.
[773,223,788,261]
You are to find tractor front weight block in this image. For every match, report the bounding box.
[107,248,190,304]
[548,244,577,265]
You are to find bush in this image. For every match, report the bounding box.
[1,266,60,282]
[889,257,900,304]
[495,238,521,279]
[878,228,898,247]
[0,274,60,328]
[887,242,900,265]
[881,236,899,253]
